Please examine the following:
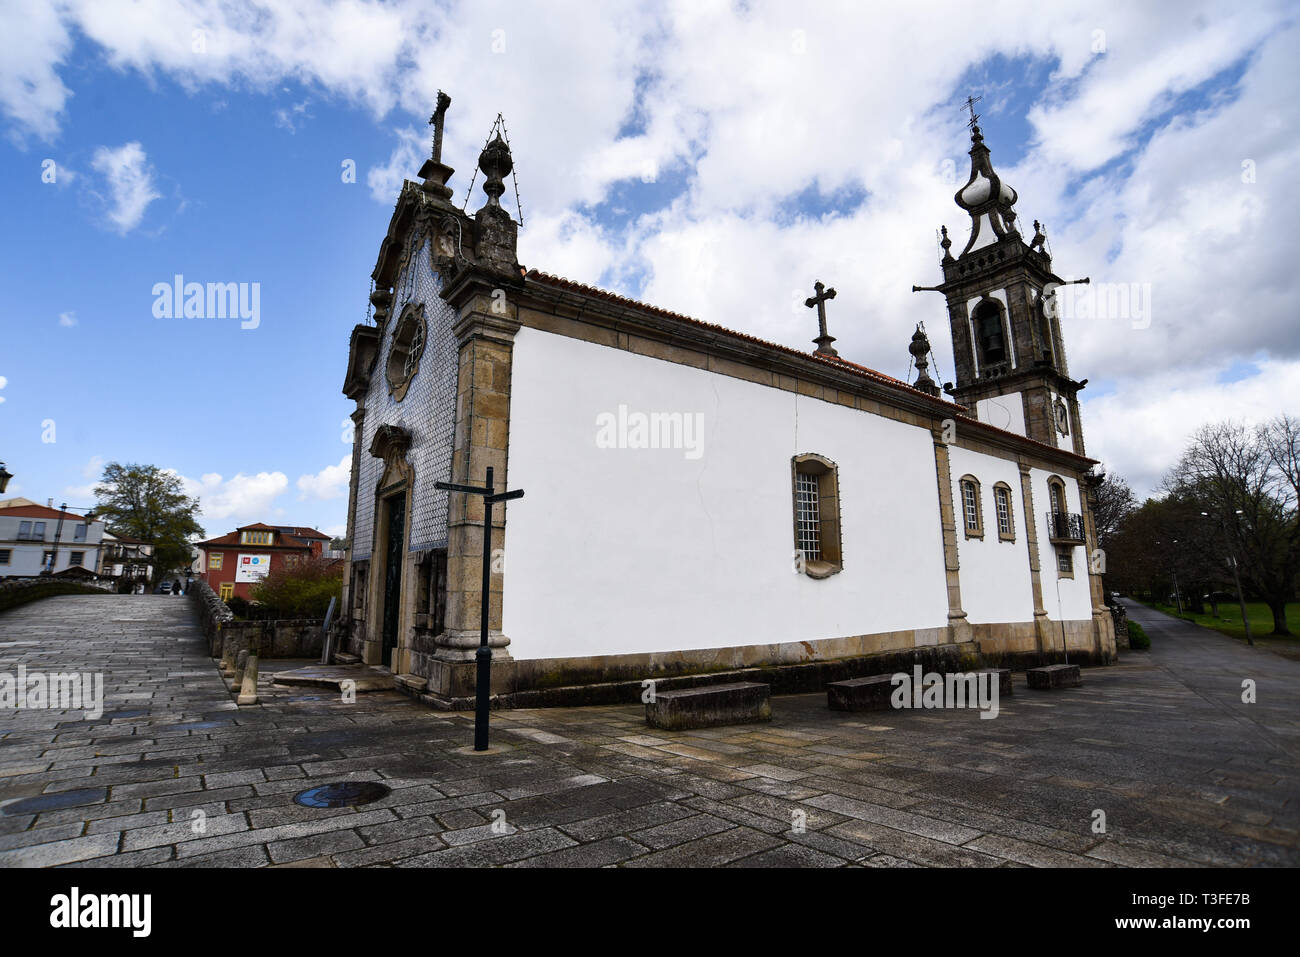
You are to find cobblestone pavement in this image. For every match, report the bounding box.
[0,595,1296,868]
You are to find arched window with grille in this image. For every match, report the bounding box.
[958,475,983,539]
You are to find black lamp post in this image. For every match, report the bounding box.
[434,466,524,751]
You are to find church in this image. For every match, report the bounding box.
[336,94,1115,709]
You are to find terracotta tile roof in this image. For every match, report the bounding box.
[275,526,331,540]
[197,524,326,550]
[525,270,938,400]
[523,269,1096,466]
[0,504,90,522]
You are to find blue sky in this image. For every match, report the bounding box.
[1,0,1297,532]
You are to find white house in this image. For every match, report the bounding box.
[0,501,106,579]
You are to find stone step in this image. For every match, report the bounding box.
[646,681,771,731]
[270,664,392,692]
[393,673,428,694]
[1026,663,1082,689]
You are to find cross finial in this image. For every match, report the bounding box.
[962,94,983,131]
[429,90,452,163]
[804,280,838,357]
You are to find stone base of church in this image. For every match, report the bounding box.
[350,616,1115,709]
[972,616,1117,669]
[401,639,986,710]
[386,616,1114,709]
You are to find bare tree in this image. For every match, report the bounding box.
[1089,468,1137,552]
[1161,418,1299,635]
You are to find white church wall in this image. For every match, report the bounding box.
[946,445,1035,624]
[1030,468,1094,621]
[974,392,1026,436]
[503,327,951,662]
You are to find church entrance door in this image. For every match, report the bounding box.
[380,494,405,668]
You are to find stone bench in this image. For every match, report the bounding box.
[1026,664,1082,689]
[829,669,1013,712]
[646,681,771,730]
[827,674,896,712]
[976,668,1013,696]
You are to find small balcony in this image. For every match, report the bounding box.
[1046,511,1085,544]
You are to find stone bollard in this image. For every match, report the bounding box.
[237,653,259,706]
[231,649,249,692]
[220,632,238,678]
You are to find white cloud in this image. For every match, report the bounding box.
[367,125,424,203]
[296,455,351,501]
[274,97,313,133]
[178,469,290,533]
[0,0,1295,507]
[1084,357,1300,499]
[0,374,7,403]
[58,310,77,327]
[0,0,72,143]
[90,142,161,235]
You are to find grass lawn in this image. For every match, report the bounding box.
[1141,599,1299,643]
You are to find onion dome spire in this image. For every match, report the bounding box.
[952,117,1019,256]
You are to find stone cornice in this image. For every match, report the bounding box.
[342,323,381,400]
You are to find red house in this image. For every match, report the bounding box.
[197,522,331,602]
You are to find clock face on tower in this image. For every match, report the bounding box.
[1054,398,1070,435]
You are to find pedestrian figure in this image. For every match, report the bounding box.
[173,578,182,595]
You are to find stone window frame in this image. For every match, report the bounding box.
[69,551,85,567]
[0,549,10,565]
[993,481,1016,542]
[1047,475,1067,517]
[1056,545,1075,579]
[791,453,843,580]
[385,302,427,402]
[959,474,984,539]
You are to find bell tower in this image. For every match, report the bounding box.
[914,114,1089,455]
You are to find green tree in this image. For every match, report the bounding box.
[250,555,342,618]
[93,462,204,584]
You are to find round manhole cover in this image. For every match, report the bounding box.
[293,781,391,808]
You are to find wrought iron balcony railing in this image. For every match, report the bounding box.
[1046,511,1085,543]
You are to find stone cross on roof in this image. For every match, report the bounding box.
[429,90,451,163]
[805,280,838,357]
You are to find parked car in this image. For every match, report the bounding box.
[156,582,172,594]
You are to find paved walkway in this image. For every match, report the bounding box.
[0,594,1295,867]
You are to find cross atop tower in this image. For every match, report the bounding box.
[962,94,982,131]
[805,280,838,357]
[429,90,452,163]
